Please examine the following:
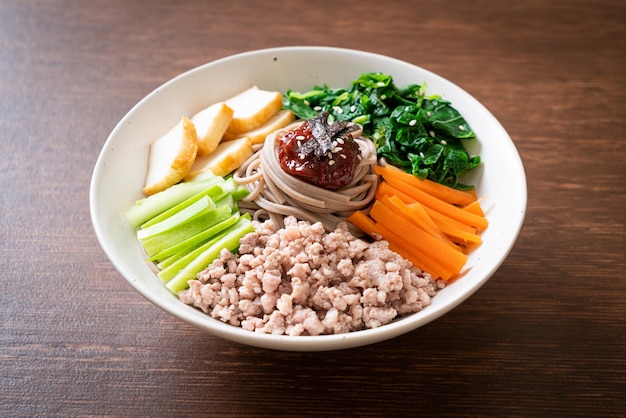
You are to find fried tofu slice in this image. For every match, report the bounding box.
[222,86,283,139]
[143,116,198,196]
[185,137,253,179]
[224,109,295,144]
[191,102,234,156]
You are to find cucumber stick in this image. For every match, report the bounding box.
[146,210,238,262]
[141,205,233,258]
[126,173,254,294]
[137,195,215,241]
[140,181,226,229]
[165,216,254,294]
[125,176,223,228]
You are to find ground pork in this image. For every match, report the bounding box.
[178,216,446,336]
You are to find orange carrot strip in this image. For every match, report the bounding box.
[370,201,466,280]
[436,222,482,246]
[403,199,441,235]
[373,222,449,278]
[348,209,441,276]
[382,195,458,250]
[463,199,485,217]
[383,175,489,231]
[375,164,477,207]
[421,205,477,234]
[376,181,416,204]
[347,210,377,237]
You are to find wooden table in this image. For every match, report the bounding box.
[2,0,624,416]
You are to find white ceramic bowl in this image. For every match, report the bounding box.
[90,46,526,351]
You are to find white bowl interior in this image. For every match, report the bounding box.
[90,46,526,351]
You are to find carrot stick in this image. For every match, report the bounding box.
[375,164,477,207]
[463,199,485,217]
[369,201,467,280]
[382,195,458,250]
[375,181,416,204]
[348,209,442,276]
[404,199,441,235]
[436,222,482,246]
[421,205,477,234]
[382,175,489,231]
[382,180,481,235]
[347,210,377,237]
[373,221,451,279]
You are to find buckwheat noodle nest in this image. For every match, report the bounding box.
[233,121,378,234]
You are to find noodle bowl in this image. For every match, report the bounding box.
[233,121,379,233]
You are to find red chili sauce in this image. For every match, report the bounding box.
[277,122,360,190]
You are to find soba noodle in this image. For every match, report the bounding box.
[233,121,378,234]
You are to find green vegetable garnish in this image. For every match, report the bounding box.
[125,173,253,294]
[283,72,480,190]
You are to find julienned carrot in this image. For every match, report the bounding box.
[347,209,377,237]
[348,210,428,272]
[348,164,488,281]
[421,205,477,234]
[382,195,458,250]
[463,199,485,217]
[375,181,415,204]
[373,221,452,279]
[382,175,488,231]
[369,201,467,281]
[435,221,482,246]
[374,164,477,207]
[378,181,479,235]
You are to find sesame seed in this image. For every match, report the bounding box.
[420,152,425,158]
[296,135,305,140]
[429,130,435,138]
[339,154,347,159]
[313,106,322,111]
[327,152,333,159]
[297,140,302,147]
[380,94,386,100]
[377,81,385,87]
[459,125,466,131]
[357,154,362,160]
[304,100,310,106]
[336,137,344,144]
[350,105,357,112]
[409,119,417,126]
[440,140,447,145]
[426,111,432,117]
[329,159,336,166]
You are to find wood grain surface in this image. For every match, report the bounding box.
[1,0,624,416]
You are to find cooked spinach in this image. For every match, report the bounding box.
[283,72,480,190]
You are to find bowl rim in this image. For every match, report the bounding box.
[90,45,527,351]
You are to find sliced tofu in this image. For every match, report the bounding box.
[223,86,283,139]
[223,109,295,144]
[191,102,234,156]
[143,116,198,195]
[185,137,253,179]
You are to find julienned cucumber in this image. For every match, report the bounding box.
[165,216,254,294]
[142,205,233,258]
[125,177,225,228]
[125,173,253,294]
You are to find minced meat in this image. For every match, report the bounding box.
[178,216,445,336]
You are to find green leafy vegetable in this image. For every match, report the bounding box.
[283,72,480,189]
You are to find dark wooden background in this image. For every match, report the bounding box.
[1,0,624,416]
